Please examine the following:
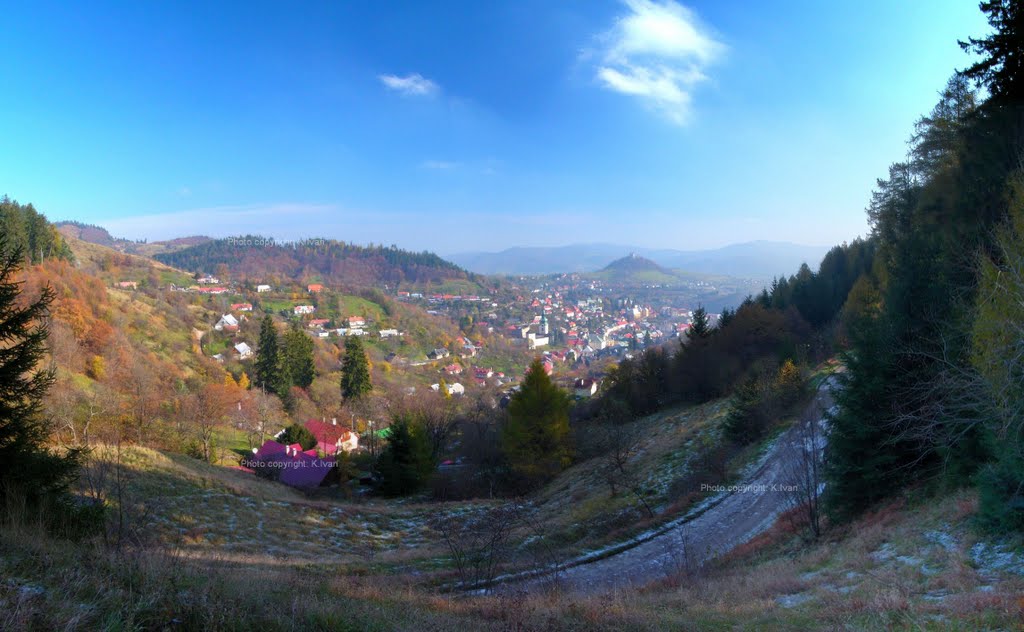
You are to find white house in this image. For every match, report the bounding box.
[256,284,272,293]
[432,383,465,396]
[294,305,315,315]
[234,342,253,359]
[528,335,549,349]
[379,329,400,339]
[215,314,239,332]
[574,378,599,398]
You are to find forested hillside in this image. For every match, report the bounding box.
[155,235,479,288]
[1,196,74,263]
[824,1,1024,530]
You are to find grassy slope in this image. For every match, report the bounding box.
[5,486,1023,630]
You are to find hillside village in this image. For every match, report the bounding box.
[5,3,1024,629]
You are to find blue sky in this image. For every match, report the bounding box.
[1,1,989,254]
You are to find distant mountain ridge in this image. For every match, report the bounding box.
[449,241,833,278]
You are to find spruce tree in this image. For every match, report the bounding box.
[376,414,433,496]
[0,240,81,512]
[253,315,279,392]
[688,305,711,340]
[502,358,572,489]
[282,320,315,389]
[340,335,372,400]
[823,317,907,522]
[959,0,1024,104]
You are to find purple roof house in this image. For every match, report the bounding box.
[280,450,336,488]
[252,440,334,488]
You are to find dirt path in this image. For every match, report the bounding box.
[503,376,838,595]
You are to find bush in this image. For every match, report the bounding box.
[976,436,1024,534]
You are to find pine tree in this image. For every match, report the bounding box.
[253,316,279,392]
[502,358,572,488]
[282,321,315,389]
[0,240,82,516]
[340,335,372,400]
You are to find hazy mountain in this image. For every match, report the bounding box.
[601,253,666,273]
[449,241,833,278]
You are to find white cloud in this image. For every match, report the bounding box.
[379,73,439,97]
[592,0,724,124]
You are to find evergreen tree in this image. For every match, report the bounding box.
[340,335,372,400]
[722,376,768,445]
[253,316,279,392]
[823,317,913,522]
[278,423,317,451]
[688,305,710,340]
[282,320,315,389]
[0,240,83,521]
[502,358,572,488]
[376,414,434,496]
[959,0,1024,104]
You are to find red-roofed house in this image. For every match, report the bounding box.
[305,419,360,455]
[308,284,324,293]
[231,303,253,312]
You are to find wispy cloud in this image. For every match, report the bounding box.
[379,73,439,97]
[591,0,724,125]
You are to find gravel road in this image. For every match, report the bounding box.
[503,376,838,595]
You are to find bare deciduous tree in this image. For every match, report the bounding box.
[785,401,826,539]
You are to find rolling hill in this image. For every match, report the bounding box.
[590,253,681,284]
[153,235,482,290]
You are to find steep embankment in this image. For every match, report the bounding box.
[505,375,838,594]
